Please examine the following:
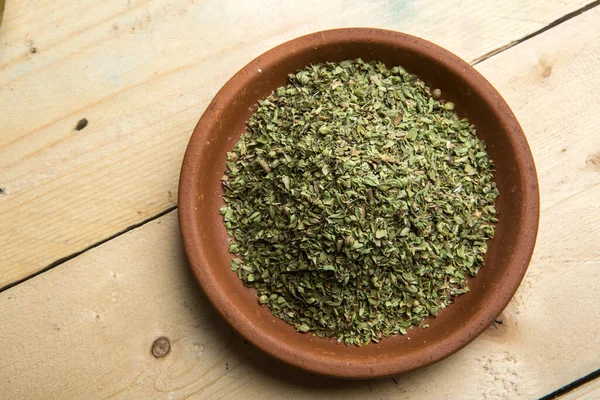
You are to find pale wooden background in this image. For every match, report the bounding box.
[1,0,599,399]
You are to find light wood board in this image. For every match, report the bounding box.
[0,0,592,287]
[1,6,600,398]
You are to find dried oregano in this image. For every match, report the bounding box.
[220,59,498,345]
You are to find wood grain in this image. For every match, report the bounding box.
[0,0,592,287]
[1,6,600,398]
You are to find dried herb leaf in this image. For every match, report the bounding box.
[221,59,499,345]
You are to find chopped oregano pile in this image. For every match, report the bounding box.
[220,59,499,345]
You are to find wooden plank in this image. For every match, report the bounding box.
[560,378,600,400]
[0,0,592,287]
[1,7,600,397]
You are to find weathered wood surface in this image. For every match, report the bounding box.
[0,0,592,287]
[1,6,600,397]
[0,1,600,399]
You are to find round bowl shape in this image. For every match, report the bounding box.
[179,28,539,378]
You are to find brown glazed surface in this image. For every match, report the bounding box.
[178,29,539,378]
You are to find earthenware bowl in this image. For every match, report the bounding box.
[179,28,539,378]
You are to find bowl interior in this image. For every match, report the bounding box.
[179,29,538,378]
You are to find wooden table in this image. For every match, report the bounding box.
[1,1,599,398]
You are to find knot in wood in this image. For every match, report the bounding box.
[151,337,171,358]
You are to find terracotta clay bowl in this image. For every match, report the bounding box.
[179,28,539,378]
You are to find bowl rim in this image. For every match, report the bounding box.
[179,28,540,378]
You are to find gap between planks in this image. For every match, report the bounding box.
[0,205,176,293]
[541,368,600,400]
[471,0,600,64]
